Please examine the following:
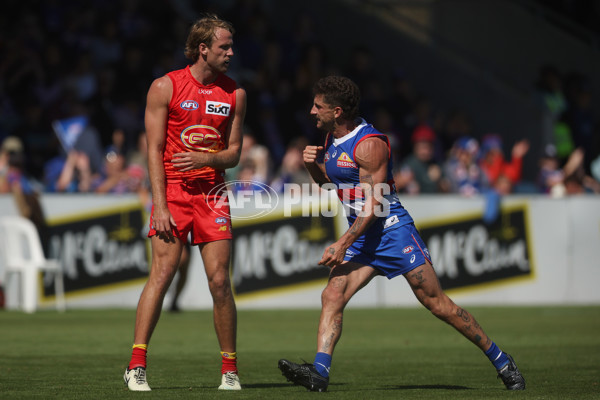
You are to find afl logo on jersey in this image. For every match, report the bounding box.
[181,125,224,151]
[180,100,199,110]
[206,101,231,116]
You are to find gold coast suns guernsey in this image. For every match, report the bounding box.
[164,66,237,183]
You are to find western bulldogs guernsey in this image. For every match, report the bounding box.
[324,119,413,231]
[324,119,430,278]
[164,66,237,183]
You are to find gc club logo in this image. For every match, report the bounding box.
[207,180,279,220]
[180,125,224,151]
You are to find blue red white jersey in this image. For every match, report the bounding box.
[164,66,238,183]
[323,119,413,233]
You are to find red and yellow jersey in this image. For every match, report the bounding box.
[164,66,237,183]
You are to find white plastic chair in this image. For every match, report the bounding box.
[0,215,66,313]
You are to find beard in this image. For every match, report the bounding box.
[316,118,334,132]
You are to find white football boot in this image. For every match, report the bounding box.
[218,371,242,390]
[124,366,151,391]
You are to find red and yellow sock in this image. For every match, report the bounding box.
[221,351,237,374]
[128,344,148,370]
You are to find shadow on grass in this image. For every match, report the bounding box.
[378,384,471,390]
[154,382,294,390]
[242,383,301,389]
[314,383,471,393]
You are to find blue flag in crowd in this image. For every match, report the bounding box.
[52,115,88,153]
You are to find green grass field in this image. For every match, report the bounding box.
[1,306,599,399]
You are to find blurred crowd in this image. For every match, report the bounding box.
[1,0,599,202]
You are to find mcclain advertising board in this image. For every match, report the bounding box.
[41,203,149,300]
[417,203,535,292]
[231,209,338,298]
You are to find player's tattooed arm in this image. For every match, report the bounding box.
[346,138,389,239]
[319,137,389,267]
[349,174,373,235]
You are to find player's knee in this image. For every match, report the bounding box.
[149,264,178,289]
[207,273,232,297]
[424,297,452,321]
[321,285,345,308]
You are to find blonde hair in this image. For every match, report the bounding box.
[184,14,235,63]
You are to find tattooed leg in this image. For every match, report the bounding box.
[317,276,345,354]
[405,261,492,352]
[316,263,378,355]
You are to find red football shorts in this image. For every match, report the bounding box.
[148,179,232,244]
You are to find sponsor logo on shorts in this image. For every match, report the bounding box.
[410,254,416,263]
[402,245,414,254]
[218,226,228,231]
[215,217,228,225]
[180,100,199,110]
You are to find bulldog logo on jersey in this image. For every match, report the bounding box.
[205,101,231,116]
[336,152,358,168]
[181,125,224,151]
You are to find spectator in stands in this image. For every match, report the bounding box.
[127,130,151,205]
[534,64,567,119]
[0,136,25,193]
[270,137,313,193]
[439,109,473,157]
[0,136,48,244]
[442,137,489,196]
[537,144,599,196]
[394,125,443,195]
[92,149,129,194]
[50,150,95,193]
[560,73,598,174]
[479,134,530,192]
[227,131,272,186]
[106,127,128,156]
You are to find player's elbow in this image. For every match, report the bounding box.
[224,150,241,169]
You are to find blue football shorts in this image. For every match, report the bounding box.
[343,222,432,279]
